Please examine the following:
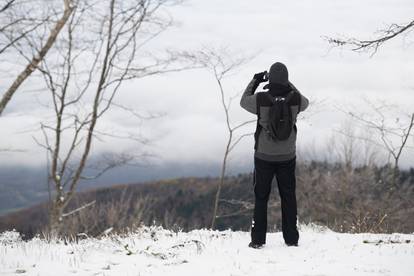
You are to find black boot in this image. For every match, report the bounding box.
[248,241,264,249]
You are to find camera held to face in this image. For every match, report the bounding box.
[254,71,269,83]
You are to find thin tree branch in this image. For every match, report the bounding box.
[61,200,96,217]
[325,19,414,56]
[0,0,75,115]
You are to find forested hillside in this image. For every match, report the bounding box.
[1,162,413,239]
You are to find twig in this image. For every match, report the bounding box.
[61,200,96,217]
[325,19,414,56]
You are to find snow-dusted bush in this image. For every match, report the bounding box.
[0,230,22,245]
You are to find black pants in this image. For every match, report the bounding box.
[251,156,299,244]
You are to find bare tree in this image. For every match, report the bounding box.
[325,19,414,55]
[319,135,413,233]
[342,101,414,186]
[30,0,189,237]
[325,16,414,183]
[0,0,75,115]
[328,119,380,169]
[185,48,256,229]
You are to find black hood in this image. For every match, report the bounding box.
[268,62,289,85]
[266,82,292,96]
[263,62,290,95]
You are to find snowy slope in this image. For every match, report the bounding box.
[1,224,413,276]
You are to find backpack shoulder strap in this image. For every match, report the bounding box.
[285,90,295,102]
[287,89,301,114]
[253,93,263,150]
[253,92,274,150]
[264,92,275,103]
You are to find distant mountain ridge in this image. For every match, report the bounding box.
[1,162,414,240]
[0,174,254,238]
[0,161,251,215]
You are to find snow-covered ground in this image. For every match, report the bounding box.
[0,224,413,276]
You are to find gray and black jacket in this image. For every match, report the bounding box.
[240,79,309,162]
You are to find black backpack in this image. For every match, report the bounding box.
[264,91,295,141]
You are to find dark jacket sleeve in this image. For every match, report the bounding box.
[240,79,260,114]
[289,81,309,112]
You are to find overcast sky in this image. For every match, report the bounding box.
[1,0,414,171]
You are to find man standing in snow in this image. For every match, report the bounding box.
[240,62,309,248]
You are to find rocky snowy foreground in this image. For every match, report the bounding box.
[0,225,413,276]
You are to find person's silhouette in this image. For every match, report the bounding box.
[240,62,309,248]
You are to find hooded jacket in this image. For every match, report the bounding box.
[240,78,309,162]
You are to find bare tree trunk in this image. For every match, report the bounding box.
[37,0,189,236]
[391,113,414,187]
[211,132,232,229]
[0,0,74,115]
[46,0,115,233]
[49,200,64,238]
[192,48,254,229]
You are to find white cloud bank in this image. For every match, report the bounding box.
[1,0,413,169]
